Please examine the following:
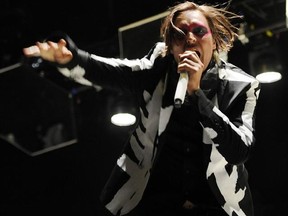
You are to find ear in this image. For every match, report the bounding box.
[212,40,216,50]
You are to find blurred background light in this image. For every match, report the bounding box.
[249,43,283,83]
[256,71,282,83]
[111,113,136,126]
[107,92,138,127]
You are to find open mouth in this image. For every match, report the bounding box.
[195,51,200,58]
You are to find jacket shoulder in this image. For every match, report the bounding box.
[219,61,258,84]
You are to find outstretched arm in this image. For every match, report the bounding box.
[23,39,73,65]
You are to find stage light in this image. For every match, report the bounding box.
[253,52,282,83]
[255,71,282,83]
[249,45,282,83]
[108,93,138,127]
[111,113,136,126]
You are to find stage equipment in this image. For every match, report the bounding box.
[0,61,92,156]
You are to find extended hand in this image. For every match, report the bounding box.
[23,39,73,65]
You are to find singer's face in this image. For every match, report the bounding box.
[170,10,216,71]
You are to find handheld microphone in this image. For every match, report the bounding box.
[174,71,188,108]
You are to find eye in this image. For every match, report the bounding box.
[172,29,186,41]
[191,26,209,37]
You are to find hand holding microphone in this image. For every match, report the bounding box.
[174,51,203,108]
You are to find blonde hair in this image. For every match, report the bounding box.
[160,1,242,56]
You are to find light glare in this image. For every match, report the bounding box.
[256,71,282,83]
[111,113,136,126]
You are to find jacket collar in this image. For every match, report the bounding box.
[200,60,221,100]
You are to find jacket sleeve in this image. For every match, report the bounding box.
[52,33,167,94]
[193,70,260,165]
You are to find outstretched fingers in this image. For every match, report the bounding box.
[22,45,41,57]
[23,39,73,64]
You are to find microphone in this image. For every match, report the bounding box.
[174,71,188,108]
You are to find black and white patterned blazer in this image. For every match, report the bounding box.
[57,38,261,216]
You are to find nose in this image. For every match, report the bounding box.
[186,32,196,46]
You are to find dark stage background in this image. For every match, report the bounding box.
[0,0,287,216]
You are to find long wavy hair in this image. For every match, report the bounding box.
[160,1,242,59]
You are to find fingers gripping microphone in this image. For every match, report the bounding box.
[174,71,188,108]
